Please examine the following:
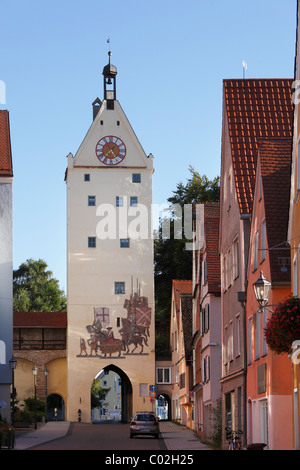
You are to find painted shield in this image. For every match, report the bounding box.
[94,307,109,326]
[136,306,151,328]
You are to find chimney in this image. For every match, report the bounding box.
[92,98,102,120]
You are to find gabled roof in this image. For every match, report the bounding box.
[0,110,13,177]
[172,279,192,328]
[180,294,193,361]
[223,79,293,214]
[258,139,292,284]
[203,203,220,293]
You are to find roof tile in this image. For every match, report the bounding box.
[224,79,293,213]
[0,110,13,177]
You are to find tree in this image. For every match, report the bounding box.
[154,167,220,323]
[91,379,111,412]
[13,258,66,312]
[168,166,220,206]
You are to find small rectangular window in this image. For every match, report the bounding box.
[88,237,96,248]
[120,238,130,248]
[116,196,123,207]
[132,173,141,183]
[130,196,138,207]
[115,282,125,294]
[88,195,96,206]
[84,174,90,181]
[253,230,259,271]
[260,220,266,263]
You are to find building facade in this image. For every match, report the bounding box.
[246,140,293,449]
[219,79,293,446]
[192,202,221,441]
[170,280,193,424]
[66,53,155,423]
[288,0,300,450]
[0,110,13,423]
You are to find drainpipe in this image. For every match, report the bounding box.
[237,290,247,448]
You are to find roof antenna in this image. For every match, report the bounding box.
[243,61,247,79]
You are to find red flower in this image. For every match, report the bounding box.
[264,295,300,355]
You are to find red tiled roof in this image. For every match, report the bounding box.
[180,294,193,361]
[258,139,292,284]
[224,79,293,214]
[0,110,13,177]
[172,280,193,327]
[13,311,67,327]
[204,203,220,293]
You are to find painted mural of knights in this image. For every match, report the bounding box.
[82,287,151,357]
[120,291,151,353]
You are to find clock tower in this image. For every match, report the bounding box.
[65,53,155,423]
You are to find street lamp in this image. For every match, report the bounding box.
[9,355,17,427]
[32,365,38,430]
[44,368,49,423]
[253,271,271,311]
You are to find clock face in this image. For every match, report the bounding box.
[96,136,126,165]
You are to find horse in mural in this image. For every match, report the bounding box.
[86,322,124,357]
[118,318,148,354]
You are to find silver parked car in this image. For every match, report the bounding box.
[130,412,159,438]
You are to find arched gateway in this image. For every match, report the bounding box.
[66,52,155,422]
[92,365,132,423]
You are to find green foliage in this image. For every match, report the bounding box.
[155,331,171,357]
[154,168,220,324]
[91,379,111,409]
[167,166,220,206]
[209,399,222,449]
[14,397,46,424]
[13,258,66,312]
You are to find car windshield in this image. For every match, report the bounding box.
[134,414,156,421]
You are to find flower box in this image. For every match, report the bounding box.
[264,295,300,355]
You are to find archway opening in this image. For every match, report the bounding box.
[91,364,132,424]
[47,393,65,421]
[155,393,171,421]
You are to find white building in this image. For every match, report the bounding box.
[0,110,13,423]
[65,53,155,423]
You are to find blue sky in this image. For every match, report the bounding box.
[0,0,297,292]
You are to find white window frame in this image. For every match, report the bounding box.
[156,367,171,384]
[248,316,253,365]
[293,253,298,296]
[262,308,268,356]
[235,313,241,358]
[255,312,261,360]
[233,237,239,280]
[260,220,266,263]
[254,230,259,271]
[228,321,233,361]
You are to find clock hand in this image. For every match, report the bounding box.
[105,149,116,158]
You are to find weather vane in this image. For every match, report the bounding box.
[243,61,247,79]
[107,37,111,53]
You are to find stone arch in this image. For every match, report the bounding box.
[47,393,65,421]
[155,392,171,421]
[92,364,133,423]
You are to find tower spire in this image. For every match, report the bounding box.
[102,50,117,107]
